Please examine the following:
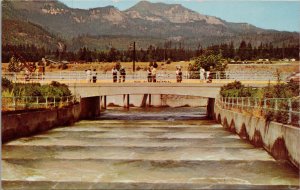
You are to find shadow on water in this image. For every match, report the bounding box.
[98,107,207,120]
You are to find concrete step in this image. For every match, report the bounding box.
[3,180,299,190]
[75,119,218,126]
[33,130,237,139]
[2,146,274,161]
[52,126,227,133]
[6,137,254,148]
[2,159,299,189]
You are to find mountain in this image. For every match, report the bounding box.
[2,0,299,50]
[2,19,61,49]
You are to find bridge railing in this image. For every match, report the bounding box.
[217,96,300,127]
[2,95,79,112]
[2,71,291,82]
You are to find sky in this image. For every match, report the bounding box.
[60,0,300,32]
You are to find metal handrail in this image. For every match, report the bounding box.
[217,96,300,126]
[2,95,79,111]
[2,70,292,82]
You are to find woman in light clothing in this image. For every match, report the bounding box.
[199,67,205,81]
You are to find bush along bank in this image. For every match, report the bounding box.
[219,80,300,126]
[2,78,76,112]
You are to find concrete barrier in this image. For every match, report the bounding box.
[214,103,300,169]
[2,104,81,143]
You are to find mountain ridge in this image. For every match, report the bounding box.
[2,0,299,50]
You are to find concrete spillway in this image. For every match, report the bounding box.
[2,108,299,189]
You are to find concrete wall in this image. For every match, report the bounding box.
[80,96,100,119]
[214,103,300,169]
[2,104,81,143]
[106,95,207,107]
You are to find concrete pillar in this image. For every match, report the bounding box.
[141,94,148,107]
[206,98,215,119]
[123,94,130,108]
[148,94,152,107]
[80,96,100,119]
[102,95,107,109]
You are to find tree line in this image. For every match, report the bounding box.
[2,41,299,63]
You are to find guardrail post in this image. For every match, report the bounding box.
[275,99,278,111]
[46,97,48,108]
[288,99,292,124]
[36,97,39,108]
[263,99,267,115]
[54,97,56,107]
[248,97,250,107]
[241,97,244,109]
[14,72,17,82]
[13,97,16,110]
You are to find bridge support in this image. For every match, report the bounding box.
[101,96,107,110]
[148,94,152,107]
[123,94,130,108]
[80,96,100,119]
[206,98,215,119]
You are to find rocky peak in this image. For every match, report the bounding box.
[126,1,224,25]
[89,6,127,24]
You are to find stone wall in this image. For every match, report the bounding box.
[214,103,300,169]
[2,104,81,143]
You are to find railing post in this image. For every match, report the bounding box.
[263,99,267,115]
[14,72,17,82]
[241,97,244,109]
[46,97,48,108]
[36,96,39,108]
[275,99,278,111]
[288,99,292,124]
[248,97,250,107]
[54,97,56,106]
[13,97,16,110]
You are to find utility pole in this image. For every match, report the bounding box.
[133,41,136,72]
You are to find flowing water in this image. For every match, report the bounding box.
[2,107,299,189]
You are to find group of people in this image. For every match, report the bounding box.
[86,69,97,83]
[147,66,157,82]
[91,65,213,83]
[112,66,126,83]
[199,67,212,83]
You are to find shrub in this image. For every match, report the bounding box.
[166,58,172,64]
[2,77,12,90]
[8,56,22,72]
[58,63,68,70]
[136,66,141,71]
[220,81,261,98]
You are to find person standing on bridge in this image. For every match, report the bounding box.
[120,67,126,83]
[176,67,183,83]
[112,66,118,83]
[147,67,152,82]
[92,69,97,83]
[86,69,92,83]
[151,66,157,83]
[199,67,205,82]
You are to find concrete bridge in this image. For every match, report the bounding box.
[68,83,267,119]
